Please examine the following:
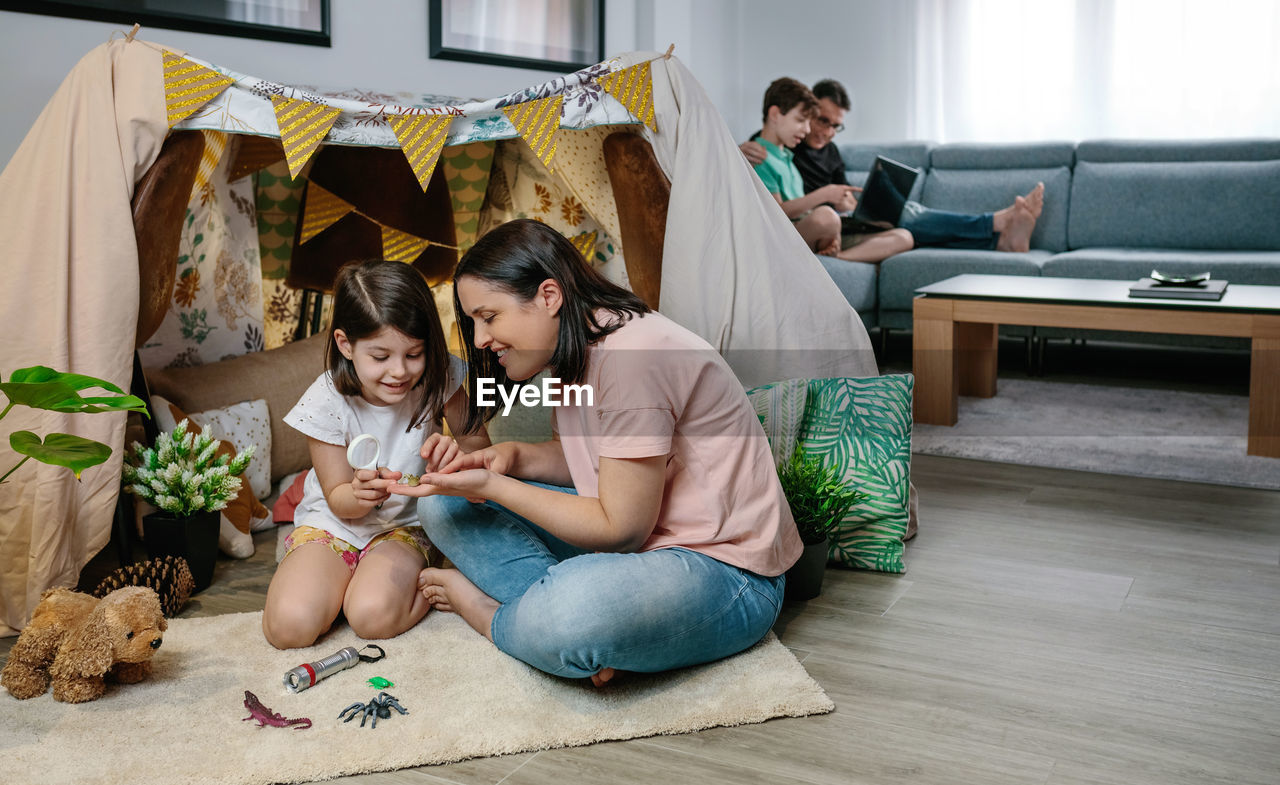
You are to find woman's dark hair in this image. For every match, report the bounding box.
[325,259,450,432]
[453,219,650,432]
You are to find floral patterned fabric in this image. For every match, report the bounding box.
[138,134,267,369]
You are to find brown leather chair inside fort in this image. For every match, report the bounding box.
[603,132,670,311]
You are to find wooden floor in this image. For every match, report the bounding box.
[9,451,1278,785]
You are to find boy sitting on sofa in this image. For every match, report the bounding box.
[747,77,1044,259]
[752,77,912,262]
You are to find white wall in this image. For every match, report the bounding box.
[731,0,915,143]
[0,0,910,168]
[0,0,682,167]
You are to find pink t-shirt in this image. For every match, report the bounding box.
[553,311,802,577]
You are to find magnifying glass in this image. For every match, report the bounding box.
[346,434,383,509]
[346,433,380,472]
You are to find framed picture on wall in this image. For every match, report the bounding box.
[430,0,604,72]
[0,0,331,47]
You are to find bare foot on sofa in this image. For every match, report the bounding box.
[994,183,1044,252]
[1021,181,1045,218]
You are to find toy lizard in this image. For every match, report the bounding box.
[242,690,312,729]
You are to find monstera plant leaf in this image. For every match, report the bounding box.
[1,366,149,483]
[9,431,112,480]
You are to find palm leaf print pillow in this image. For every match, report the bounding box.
[798,375,913,573]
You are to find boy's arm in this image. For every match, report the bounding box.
[775,185,854,218]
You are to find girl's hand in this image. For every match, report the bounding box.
[420,432,461,473]
[351,467,401,512]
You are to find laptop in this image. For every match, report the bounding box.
[842,155,921,234]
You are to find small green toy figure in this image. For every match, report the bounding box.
[367,676,394,689]
[401,474,420,487]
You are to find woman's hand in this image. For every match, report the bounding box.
[440,442,517,476]
[388,467,496,502]
[420,432,461,473]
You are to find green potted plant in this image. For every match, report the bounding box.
[1,366,148,484]
[778,447,865,601]
[122,419,254,592]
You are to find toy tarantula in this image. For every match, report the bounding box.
[338,691,408,729]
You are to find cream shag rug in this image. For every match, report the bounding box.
[4,611,832,785]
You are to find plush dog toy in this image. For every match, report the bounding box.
[1,586,167,703]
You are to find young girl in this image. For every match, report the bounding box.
[262,259,489,649]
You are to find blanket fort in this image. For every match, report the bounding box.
[0,37,876,635]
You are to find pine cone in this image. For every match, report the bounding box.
[93,555,195,617]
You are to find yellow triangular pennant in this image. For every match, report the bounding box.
[503,95,563,172]
[299,182,354,244]
[191,130,228,196]
[381,225,430,263]
[388,114,454,192]
[227,135,285,182]
[598,62,657,133]
[270,95,343,179]
[570,231,598,261]
[162,51,236,128]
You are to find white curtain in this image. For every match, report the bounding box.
[911,0,1280,142]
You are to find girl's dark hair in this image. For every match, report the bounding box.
[326,259,450,432]
[453,219,650,432]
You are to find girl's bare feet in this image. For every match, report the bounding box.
[590,667,617,687]
[418,567,500,641]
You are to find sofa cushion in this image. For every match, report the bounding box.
[921,166,1072,252]
[1042,248,1280,284]
[838,141,931,202]
[877,248,1052,313]
[928,142,1076,170]
[817,254,878,317]
[1068,160,1280,250]
[1075,138,1280,163]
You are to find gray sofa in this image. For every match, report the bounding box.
[821,138,1280,347]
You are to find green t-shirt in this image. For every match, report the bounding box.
[751,136,805,202]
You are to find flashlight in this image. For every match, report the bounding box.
[283,646,360,693]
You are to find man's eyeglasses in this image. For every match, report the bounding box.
[812,116,845,133]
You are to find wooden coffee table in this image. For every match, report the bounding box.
[912,274,1280,457]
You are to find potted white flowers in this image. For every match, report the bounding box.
[122,419,253,592]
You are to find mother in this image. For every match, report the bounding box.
[395,219,801,685]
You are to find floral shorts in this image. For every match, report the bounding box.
[284,525,434,572]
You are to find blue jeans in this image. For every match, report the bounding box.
[417,486,786,679]
[898,200,997,249]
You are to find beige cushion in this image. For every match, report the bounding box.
[144,333,326,483]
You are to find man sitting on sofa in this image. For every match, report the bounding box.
[743,78,1045,254]
[751,77,914,263]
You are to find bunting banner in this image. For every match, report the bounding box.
[298,182,354,244]
[597,62,657,133]
[162,51,236,128]
[388,114,454,192]
[381,225,431,263]
[228,135,285,182]
[191,130,228,196]
[570,231,598,262]
[270,95,343,179]
[503,95,564,172]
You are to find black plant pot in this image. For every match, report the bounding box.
[142,509,219,593]
[785,537,829,601]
